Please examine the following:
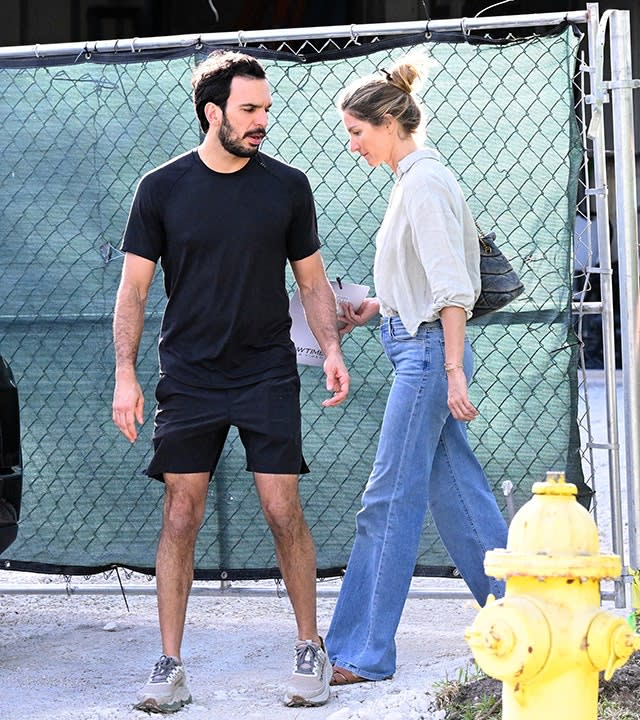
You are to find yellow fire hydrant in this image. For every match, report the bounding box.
[465,471,640,719]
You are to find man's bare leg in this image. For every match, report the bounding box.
[135,472,208,713]
[255,472,331,706]
[254,472,319,642]
[157,472,209,658]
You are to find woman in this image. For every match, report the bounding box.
[325,56,508,686]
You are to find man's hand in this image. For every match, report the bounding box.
[322,350,350,407]
[112,373,145,442]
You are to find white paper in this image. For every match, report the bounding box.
[290,280,370,366]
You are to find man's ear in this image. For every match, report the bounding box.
[205,101,222,128]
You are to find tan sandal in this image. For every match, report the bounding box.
[330,666,371,686]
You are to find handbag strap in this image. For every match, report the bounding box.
[474,219,492,252]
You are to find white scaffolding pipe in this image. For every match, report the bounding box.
[586,3,626,607]
[0,11,589,61]
[609,10,640,573]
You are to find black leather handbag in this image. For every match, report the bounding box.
[471,225,524,319]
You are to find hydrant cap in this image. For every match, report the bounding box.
[531,470,577,497]
[484,471,621,579]
[507,471,599,555]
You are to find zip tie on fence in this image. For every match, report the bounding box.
[130,37,140,53]
[34,43,41,58]
[195,35,203,51]
[349,24,360,45]
[99,243,125,264]
[237,30,246,47]
[460,17,471,37]
[502,480,516,521]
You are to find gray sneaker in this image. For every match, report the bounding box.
[283,638,331,707]
[134,654,192,714]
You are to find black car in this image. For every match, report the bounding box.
[0,355,22,554]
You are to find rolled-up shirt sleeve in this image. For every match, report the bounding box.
[403,176,476,317]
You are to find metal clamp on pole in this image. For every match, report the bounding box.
[604,78,640,90]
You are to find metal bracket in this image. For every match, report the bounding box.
[603,78,640,91]
[585,92,610,105]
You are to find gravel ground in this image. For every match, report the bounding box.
[0,573,475,719]
[0,370,626,719]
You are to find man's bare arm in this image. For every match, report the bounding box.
[112,253,156,441]
[291,251,350,406]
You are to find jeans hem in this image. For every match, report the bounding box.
[331,659,394,682]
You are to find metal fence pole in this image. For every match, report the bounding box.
[586,2,626,607]
[609,10,640,575]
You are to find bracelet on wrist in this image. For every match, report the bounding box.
[444,363,464,373]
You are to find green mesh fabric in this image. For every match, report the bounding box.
[0,25,585,578]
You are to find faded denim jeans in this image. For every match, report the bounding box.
[326,316,508,680]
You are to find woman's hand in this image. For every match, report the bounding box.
[446,368,479,422]
[338,297,380,335]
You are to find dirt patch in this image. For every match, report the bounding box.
[599,650,640,711]
[439,651,640,719]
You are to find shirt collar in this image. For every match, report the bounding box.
[396,148,440,179]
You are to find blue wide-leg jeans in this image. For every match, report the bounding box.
[326,316,508,680]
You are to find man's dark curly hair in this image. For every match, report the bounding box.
[191,50,266,133]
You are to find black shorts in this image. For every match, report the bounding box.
[146,373,309,481]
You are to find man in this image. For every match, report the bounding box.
[112,50,349,713]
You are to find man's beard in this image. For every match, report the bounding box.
[218,112,264,158]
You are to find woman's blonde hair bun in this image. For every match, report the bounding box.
[338,50,436,138]
[385,51,435,95]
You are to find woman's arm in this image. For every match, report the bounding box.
[339,297,380,335]
[439,305,479,423]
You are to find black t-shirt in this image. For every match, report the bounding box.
[121,150,320,388]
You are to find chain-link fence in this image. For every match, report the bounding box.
[0,21,590,580]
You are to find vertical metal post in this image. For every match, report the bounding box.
[586,2,626,606]
[609,10,640,574]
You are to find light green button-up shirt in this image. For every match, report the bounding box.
[374,148,480,336]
